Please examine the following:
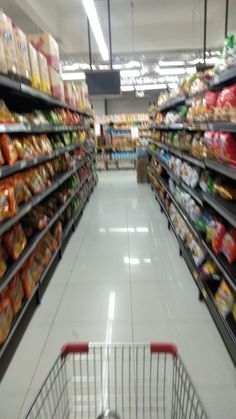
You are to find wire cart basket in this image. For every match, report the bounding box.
[24,342,209,419]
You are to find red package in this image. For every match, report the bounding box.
[212,132,221,159]
[204,131,215,157]
[219,132,236,165]
[212,221,227,254]
[205,91,218,109]
[222,229,236,263]
[216,85,236,108]
[0,134,18,165]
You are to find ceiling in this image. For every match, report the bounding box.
[0,0,235,97]
[1,0,235,62]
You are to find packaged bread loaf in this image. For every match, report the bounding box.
[13,23,31,82]
[0,10,18,76]
[27,42,41,89]
[38,51,50,94]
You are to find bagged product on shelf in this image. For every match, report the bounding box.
[27,33,60,72]
[35,239,52,267]
[53,221,62,245]
[23,168,45,194]
[11,175,32,205]
[214,183,236,200]
[222,229,236,263]
[48,65,61,98]
[207,219,227,254]
[28,42,41,90]
[21,254,42,298]
[233,303,236,322]
[22,208,49,230]
[3,223,27,260]
[0,100,16,124]
[215,84,236,121]
[200,260,219,279]
[7,273,24,316]
[215,280,234,317]
[0,134,18,165]
[219,132,236,165]
[191,133,208,158]
[0,37,7,75]
[0,242,7,278]
[0,10,18,76]
[43,231,58,253]
[0,293,13,344]
[13,24,31,82]
[37,51,51,94]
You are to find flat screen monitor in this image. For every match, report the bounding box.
[85,70,120,95]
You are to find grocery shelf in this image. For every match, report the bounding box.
[0,74,92,117]
[150,165,236,292]
[0,169,91,293]
[157,96,186,112]
[205,159,236,181]
[202,191,236,228]
[180,182,204,206]
[0,157,87,237]
[152,141,205,168]
[0,142,82,180]
[0,178,96,360]
[210,66,236,90]
[149,171,236,365]
[0,123,89,135]
[152,121,236,133]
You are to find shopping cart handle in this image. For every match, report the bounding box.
[61,343,89,357]
[150,343,177,356]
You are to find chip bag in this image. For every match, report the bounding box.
[0,134,18,165]
[0,294,13,344]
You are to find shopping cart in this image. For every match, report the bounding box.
[24,342,209,419]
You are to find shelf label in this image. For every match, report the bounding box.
[20,161,26,169]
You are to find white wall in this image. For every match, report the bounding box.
[91,97,150,116]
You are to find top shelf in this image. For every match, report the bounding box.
[157,96,186,113]
[210,66,236,91]
[0,74,93,117]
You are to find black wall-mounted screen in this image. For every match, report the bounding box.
[85,71,120,95]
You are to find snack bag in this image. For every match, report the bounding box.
[12,175,32,205]
[3,223,27,260]
[21,258,42,299]
[222,229,236,263]
[43,231,58,252]
[219,132,236,165]
[13,24,31,82]
[34,240,52,267]
[0,11,18,76]
[53,221,62,245]
[0,134,18,165]
[215,280,234,317]
[211,221,227,254]
[0,242,7,278]
[0,294,13,344]
[7,274,24,315]
[1,181,18,216]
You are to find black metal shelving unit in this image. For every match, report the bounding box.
[0,176,96,359]
[148,167,236,365]
[157,96,186,113]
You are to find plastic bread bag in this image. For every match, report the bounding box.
[12,175,32,205]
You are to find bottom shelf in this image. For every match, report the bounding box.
[0,177,97,360]
[149,176,236,366]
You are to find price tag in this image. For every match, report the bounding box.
[0,124,6,133]
[20,161,26,169]
[208,123,213,130]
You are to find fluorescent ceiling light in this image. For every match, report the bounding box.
[159,60,185,66]
[125,60,141,69]
[62,72,85,80]
[185,66,196,74]
[82,0,109,61]
[99,64,109,69]
[158,67,186,75]
[188,58,202,65]
[112,64,123,70]
[121,85,135,92]
[120,69,140,77]
[124,256,140,265]
[135,83,166,91]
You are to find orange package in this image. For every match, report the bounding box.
[3,223,27,260]
[43,231,58,252]
[35,239,52,267]
[0,294,13,344]
[1,180,18,216]
[0,134,18,165]
[53,221,62,245]
[7,274,24,316]
[12,175,32,205]
[21,258,42,299]
[0,144,5,166]
[0,242,7,278]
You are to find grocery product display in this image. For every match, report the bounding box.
[0,24,96,357]
[148,50,236,364]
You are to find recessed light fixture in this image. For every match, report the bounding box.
[120,69,140,78]
[82,0,109,61]
[121,86,135,92]
[62,72,86,80]
[159,60,185,66]
[135,83,166,91]
[158,67,186,76]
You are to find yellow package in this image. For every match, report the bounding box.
[38,51,50,94]
[27,42,41,89]
[0,37,7,75]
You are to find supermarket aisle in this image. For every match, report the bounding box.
[0,170,236,419]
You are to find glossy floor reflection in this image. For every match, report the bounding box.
[0,170,235,419]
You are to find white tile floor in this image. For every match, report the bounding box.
[0,170,236,419]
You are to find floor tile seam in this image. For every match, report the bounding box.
[17,187,97,418]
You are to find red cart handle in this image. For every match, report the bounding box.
[150,343,177,356]
[61,343,89,358]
